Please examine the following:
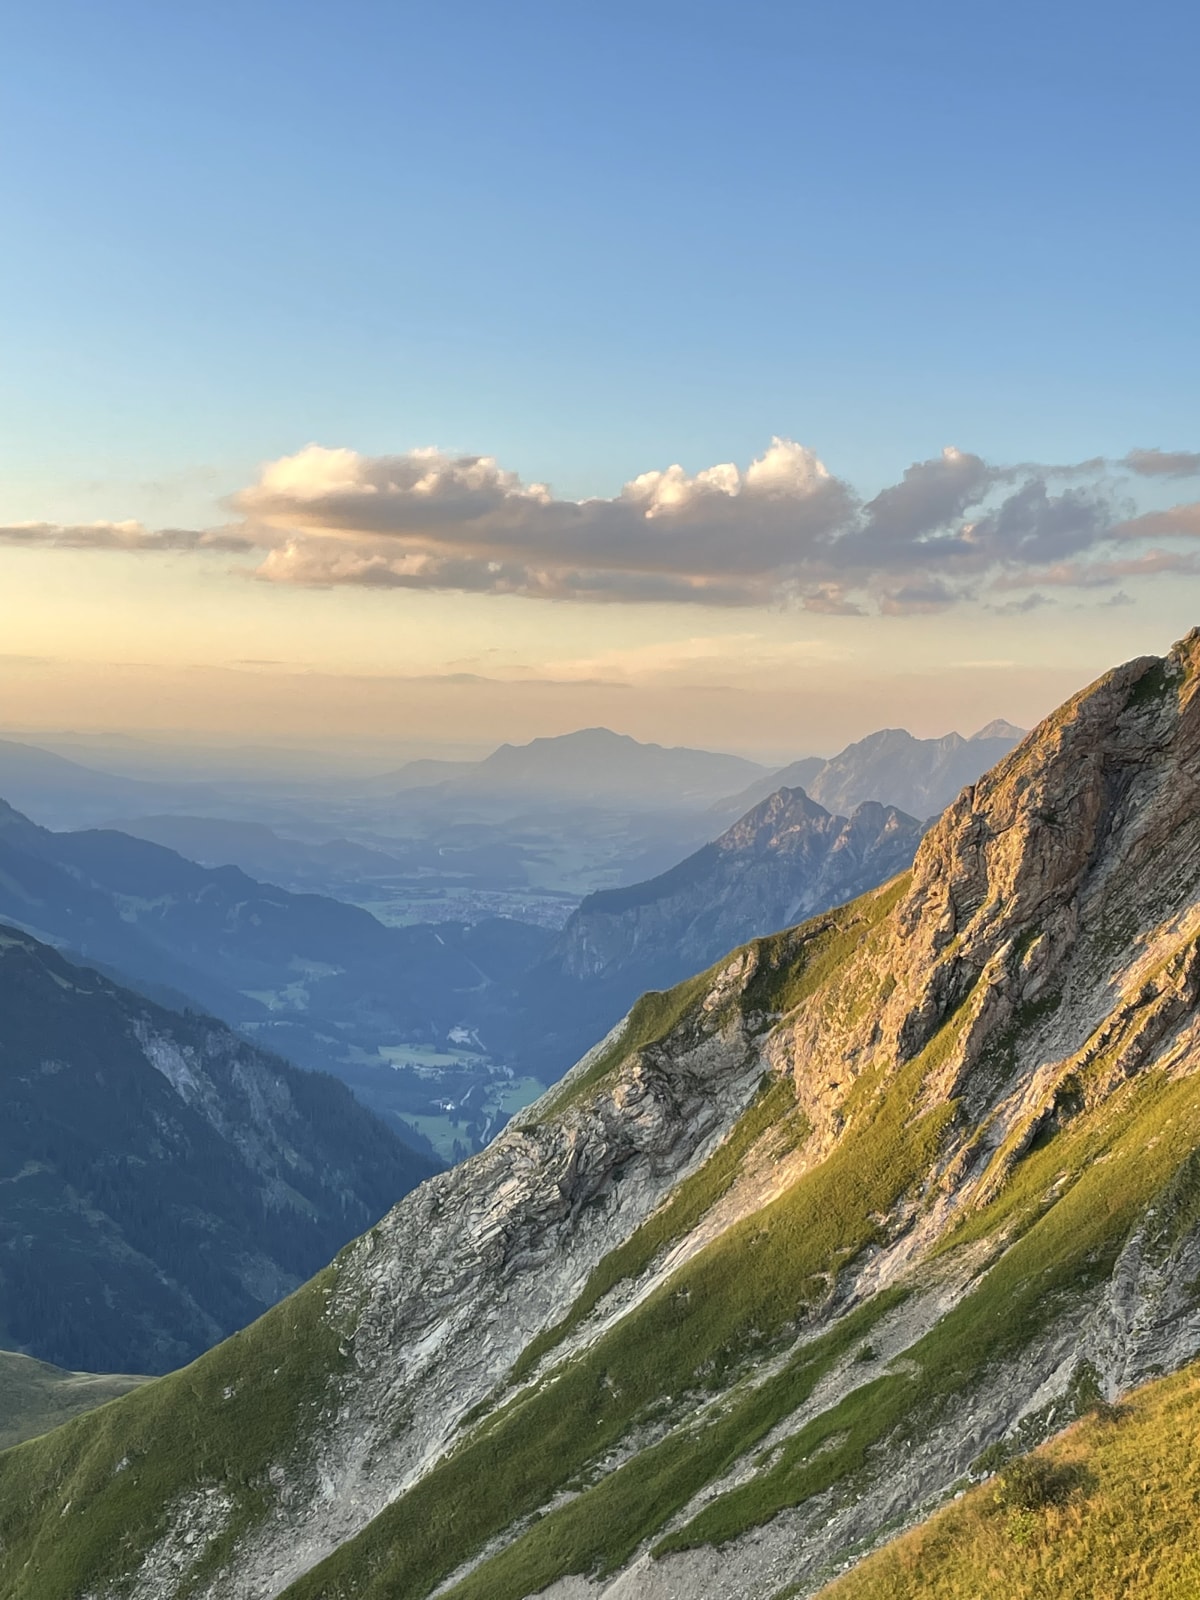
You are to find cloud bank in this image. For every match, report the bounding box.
[7,437,1200,611]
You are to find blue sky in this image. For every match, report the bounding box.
[1,0,1198,753]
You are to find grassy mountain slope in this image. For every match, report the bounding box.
[819,1356,1200,1600]
[0,1351,148,1451]
[2,636,1200,1599]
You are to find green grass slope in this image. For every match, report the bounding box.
[0,1350,148,1451]
[0,1266,348,1599]
[818,1358,1200,1600]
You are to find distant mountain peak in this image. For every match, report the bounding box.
[971,716,1026,741]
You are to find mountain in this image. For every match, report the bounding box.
[712,754,829,816]
[0,922,435,1375]
[488,789,923,1088]
[101,813,408,890]
[0,1351,148,1450]
[717,721,1025,820]
[379,728,770,809]
[0,737,220,829]
[0,797,555,1150]
[552,788,922,989]
[3,636,1199,1597]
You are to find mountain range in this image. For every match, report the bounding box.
[716,720,1025,819]
[553,789,923,988]
[374,727,770,807]
[1,637,1196,1597]
[0,797,554,1152]
[0,714,1019,1160]
[0,923,434,1375]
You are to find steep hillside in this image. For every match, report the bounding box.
[553,789,921,987]
[820,1356,1200,1600]
[0,1351,148,1450]
[3,635,1200,1600]
[0,925,434,1374]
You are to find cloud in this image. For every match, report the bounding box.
[14,435,1200,613]
[1112,502,1200,540]
[992,548,1200,589]
[986,592,1054,615]
[1123,448,1200,479]
[861,447,994,542]
[879,577,962,615]
[237,438,857,605]
[0,520,254,552]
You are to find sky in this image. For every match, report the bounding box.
[1,0,1198,760]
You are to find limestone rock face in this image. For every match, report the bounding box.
[10,635,1200,1600]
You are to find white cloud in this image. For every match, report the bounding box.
[14,436,1200,613]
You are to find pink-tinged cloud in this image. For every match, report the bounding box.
[11,437,1200,612]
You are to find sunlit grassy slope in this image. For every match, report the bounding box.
[817,1358,1200,1600]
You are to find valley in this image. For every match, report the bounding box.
[0,720,1020,1161]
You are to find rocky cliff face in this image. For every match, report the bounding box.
[553,789,922,986]
[5,638,1200,1600]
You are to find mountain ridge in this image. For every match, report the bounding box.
[376,726,769,806]
[551,786,922,988]
[716,720,1025,820]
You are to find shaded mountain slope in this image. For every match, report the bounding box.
[0,798,554,1146]
[0,738,218,829]
[552,788,922,990]
[4,637,1200,1598]
[0,924,435,1374]
[98,814,408,894]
